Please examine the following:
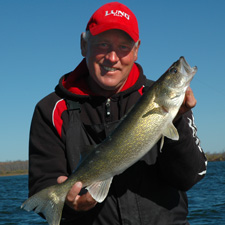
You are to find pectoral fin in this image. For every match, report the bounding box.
[86,177,113,203]
[163,123,179,141]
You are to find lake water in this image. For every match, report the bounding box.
[187,161,225,224]
[0,161,224,224]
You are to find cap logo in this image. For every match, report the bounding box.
[105,10,130,20]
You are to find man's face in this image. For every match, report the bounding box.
[81,29,140,94]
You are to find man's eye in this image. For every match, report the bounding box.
[120,45,130,51]
[98,43,109,49]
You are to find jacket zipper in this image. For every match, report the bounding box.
[106,98,111,117]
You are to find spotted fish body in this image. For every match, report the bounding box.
[21,57,197,225]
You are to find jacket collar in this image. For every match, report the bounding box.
[57,58,145,99]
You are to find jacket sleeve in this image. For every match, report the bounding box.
[28,94,69,197]
[158,110,207,191]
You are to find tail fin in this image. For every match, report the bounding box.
[21,184,67,225]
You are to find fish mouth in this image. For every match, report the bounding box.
[179,56,197,76]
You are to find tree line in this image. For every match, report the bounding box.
[205,152,225,161]
[0,160,28,176]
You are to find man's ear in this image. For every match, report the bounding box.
[134,39,141,61]
[80,32,88,57]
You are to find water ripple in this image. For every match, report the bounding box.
[0,162,224,224]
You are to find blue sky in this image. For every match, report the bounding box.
[1,0,225,161]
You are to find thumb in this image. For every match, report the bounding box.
[57,176,68,184]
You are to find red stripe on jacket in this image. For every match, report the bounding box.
[52,99,67,137]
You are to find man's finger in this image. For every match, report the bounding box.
[75,191,97,211]
[185,87,197,109]
[66,182,83,203]
[57,176,68,184]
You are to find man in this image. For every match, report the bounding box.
[28,2,207,225]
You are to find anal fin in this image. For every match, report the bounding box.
[86,177,113,203]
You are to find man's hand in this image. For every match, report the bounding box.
[174,87,197,121]
[57,176,97,211]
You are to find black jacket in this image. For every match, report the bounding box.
[28,59,207,225]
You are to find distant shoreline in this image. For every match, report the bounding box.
[0,172,28,177]
[205,153,225,162]
[0,155,224,177]
[0,160,28,177]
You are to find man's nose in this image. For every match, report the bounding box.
[105,50,119,63]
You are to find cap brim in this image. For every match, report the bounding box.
[89,23,139,42]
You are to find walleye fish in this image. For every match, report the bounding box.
[21,56,197,225]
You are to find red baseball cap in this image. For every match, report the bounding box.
[86,2,139,42]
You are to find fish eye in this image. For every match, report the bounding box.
[169,68,177,74]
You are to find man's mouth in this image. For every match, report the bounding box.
[102,66,117,72]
